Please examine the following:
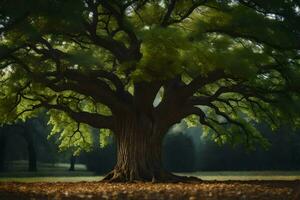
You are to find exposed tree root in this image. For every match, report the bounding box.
[101,169,202,183]
[163,172,202,183]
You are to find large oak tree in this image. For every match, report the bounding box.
[0,0,300,182]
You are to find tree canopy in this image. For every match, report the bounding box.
[1,0,300,181]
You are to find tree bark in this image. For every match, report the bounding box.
[102,114,200,182]
[102,114,165,182]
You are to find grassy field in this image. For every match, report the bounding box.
[1,171,300,182]
[178,171,300,181]
[1,165,300,200]
[1,161,300,182]
[1,161,94,176]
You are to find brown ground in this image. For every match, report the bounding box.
[0,181,300,200]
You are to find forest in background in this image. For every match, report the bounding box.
[1,116,300,174]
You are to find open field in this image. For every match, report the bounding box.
[1,171,300,182]
[0,162,95,182]
[179,171,300,181]
[1,162,300,199]
[2,161,89,172]
[2,161,300,182]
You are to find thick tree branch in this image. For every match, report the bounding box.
[186,106,223,137]
[161,0,177,27]
[85,1,141,63]
[39,101,113,129]
[183,69,227,97]
[134,81,162,115]
[163,0,208,26]
[10,56,130,113]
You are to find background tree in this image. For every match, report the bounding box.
[183,124,300,171]
[0,116,75,172]
[0,0,300,182]
[0,118,48,172]
[0,126,8,172]
[79,123,300,173]
[0,122,38,171]
[163,131,196,172]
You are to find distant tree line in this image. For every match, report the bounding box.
[1,120,300,173]
[0,117,71,172]
[81,123,300,173]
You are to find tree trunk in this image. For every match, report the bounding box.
[0,133,7,172]
[22,129,37,172]
[102,115,164,182]
[102,115,200,182]
[69,155,76,171]
[27,141,37,172]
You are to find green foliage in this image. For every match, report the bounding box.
[66,49,103,67]
[194,3,299,47]
[132,26,190,81]
[183,115,200,128]
[134,3,165,26]
[0,0,300,151]
[47,110,93,155]
[99,129,113,148]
